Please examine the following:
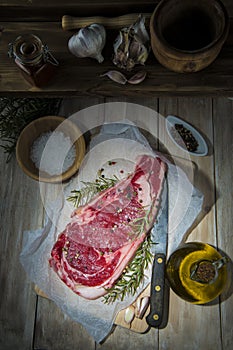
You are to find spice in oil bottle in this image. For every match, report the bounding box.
[166,242,228,304]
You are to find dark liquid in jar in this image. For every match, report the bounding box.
[15,59,57,87]
[10,34,58,87]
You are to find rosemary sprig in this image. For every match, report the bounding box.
[103,235,155,304]
[67,175,118,208]
[129,208,151,237]
[0,97,61,162]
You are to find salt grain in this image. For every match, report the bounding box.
[30,131,76,175]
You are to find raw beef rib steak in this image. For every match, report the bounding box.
[49,155,166,300]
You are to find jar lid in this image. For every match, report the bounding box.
[9,34,44,65]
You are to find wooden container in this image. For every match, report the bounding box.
[16,116,85,183]
[150,0,229,73]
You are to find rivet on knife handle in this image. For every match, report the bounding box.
[146,253,166,328]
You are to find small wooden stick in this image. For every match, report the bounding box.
[62,13,151,31]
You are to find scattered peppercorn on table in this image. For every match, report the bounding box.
[1,1,233,350]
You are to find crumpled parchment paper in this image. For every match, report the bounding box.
[20,121,203,343]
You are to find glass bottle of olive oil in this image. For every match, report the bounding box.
[166,242,228,304]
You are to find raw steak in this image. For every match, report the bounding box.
[49,155,166,300]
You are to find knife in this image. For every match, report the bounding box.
[146,178,168,328]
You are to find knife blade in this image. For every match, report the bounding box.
[146,178,168,328]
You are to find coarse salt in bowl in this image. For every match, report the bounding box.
[16,116,85,183]
[30,131,76,176]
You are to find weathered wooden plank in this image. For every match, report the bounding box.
[157,98,222,350]
[0,1,157,21]
[94,97,159,349]
[34,97,162,349]
[0,22,233,97]
[98,326,158,350]
[0,0,232,21]
[0,151,43,350]
[33,179,96,350]
[102,97,159,131]
[34,297,96,350]
[33,98,103,350]
[1,96,232,350]
[213,97,233,350]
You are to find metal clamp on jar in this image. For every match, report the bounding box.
[8,34,59,87]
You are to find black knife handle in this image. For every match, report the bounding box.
[146,252,166,328]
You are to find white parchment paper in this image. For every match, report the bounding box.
[20,121,203,343]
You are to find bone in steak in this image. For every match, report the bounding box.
[49,155,166,300]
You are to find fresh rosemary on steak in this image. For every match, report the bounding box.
[103,224,154,304]
[67,175,119,208]
[67,175,155,304]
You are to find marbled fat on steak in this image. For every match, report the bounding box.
[49,155,166,300]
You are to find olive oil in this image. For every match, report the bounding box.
[166,242,228,304]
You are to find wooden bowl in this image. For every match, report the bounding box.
[150,0,229,73]
[16,115,85,183]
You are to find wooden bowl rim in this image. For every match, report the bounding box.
[16,115,85,183]
[150,0,229,56]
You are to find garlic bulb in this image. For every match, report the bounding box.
[113,15,150,71]
[68,24,106,63]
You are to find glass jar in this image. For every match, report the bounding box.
[166,242,228,304]
[8,34,59,87]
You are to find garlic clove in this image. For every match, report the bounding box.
[128,36,142,60]
[134,297,142,318]
[124,305,135,324]
[100,70,127,85]
[128,71,147,84]
[132,14,150,45]
[113,31,129,68]
[134,296,150,319]
[137,45,149,65]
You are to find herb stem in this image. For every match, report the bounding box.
[103,235,154,304]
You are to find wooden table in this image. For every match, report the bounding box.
[0,0,233,97]
[0,1,233,349]
[0,96,233,350]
